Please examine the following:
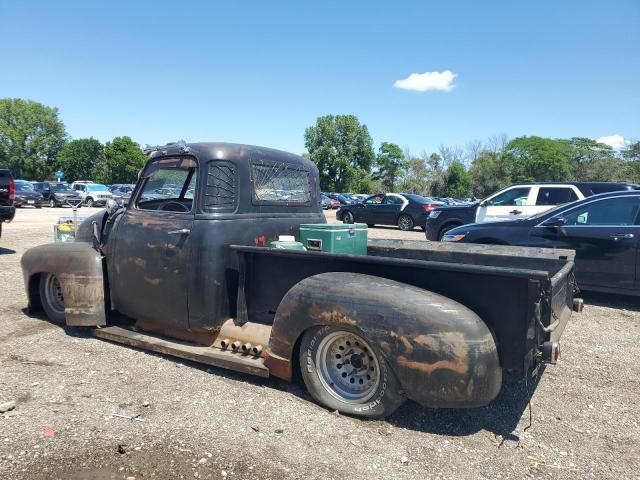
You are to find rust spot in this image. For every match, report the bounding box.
[308,305,357,326]
[390,331,414,354]
[396,332,470,375]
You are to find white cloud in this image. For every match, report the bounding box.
[393,70,457,92]
[596,134,631,150]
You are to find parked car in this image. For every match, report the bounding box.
[70,180,95,187]
[440,190,640,295]
[337,193,444,231]
[326,193,357,205]
[33,182,83,208]
[426,182,640,241]
[321,194,331,210]
[0,169,16,240]
[109,184,135,206]
[20,141,579,419]
[73,183,114,207]
[14,180,43,208]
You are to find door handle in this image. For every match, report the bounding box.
[610,233,634,240]
[168,228,191,235]
[509,210,522,215]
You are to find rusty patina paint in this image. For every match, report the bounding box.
[21,242,106,327]
[268,272,502,408]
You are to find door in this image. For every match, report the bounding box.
[531,186,580,216]
[111,156,198,329]
[533,196,640,290]
[476,186,533,222]
[378,194,406,225]
[358,194,384,223]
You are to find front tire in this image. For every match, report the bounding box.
[39,273,66,325]
[49,199,56,208]
[342,211,354,224]
[299,325,405,419]
[397,214,414,231]
[86,197,94,208]
[438,223,461,240]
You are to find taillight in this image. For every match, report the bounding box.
[8,177,15,201]
[422,203,437,211]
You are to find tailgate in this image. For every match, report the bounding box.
[547,261,576,343]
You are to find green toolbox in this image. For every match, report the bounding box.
[299,223,368,255]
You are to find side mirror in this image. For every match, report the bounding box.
[106,198,119,215]
[543,216,566,228]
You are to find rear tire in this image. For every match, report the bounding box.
[86,198,94,208]
[342,211,354,224]
[397,214,414,231]
[299,325,405,419]
[49,199,56,208]
[39,273,65,325]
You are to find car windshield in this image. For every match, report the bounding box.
[52,184,73,192]
[87,184,109,192]
[16,181,34,192]
[528,202,569,220]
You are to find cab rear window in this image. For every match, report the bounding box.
[251,162,311,204]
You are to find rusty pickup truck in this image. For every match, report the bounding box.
[21,142,582,418]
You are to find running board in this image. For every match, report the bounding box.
[93,326,269,378]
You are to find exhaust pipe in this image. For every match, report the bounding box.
[241,343,252,353]
[231,341,241,352]
[251,345,263,356]
[220,338,230,349]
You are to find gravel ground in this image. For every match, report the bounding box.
[1,207,639,480]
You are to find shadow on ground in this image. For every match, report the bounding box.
[0,246,16,255]
[582,291,640,312]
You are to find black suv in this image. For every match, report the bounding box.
[0,169,16,240]
[426,182,640,241]
[32,181,82,207]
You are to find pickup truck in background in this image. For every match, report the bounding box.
[20,142,582,418]
[426,182,640,241]
[0,169,16,240]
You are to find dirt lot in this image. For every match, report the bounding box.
[1,207,639,480]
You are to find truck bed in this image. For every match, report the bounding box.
[232,240,576,376]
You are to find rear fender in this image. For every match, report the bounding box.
[21,242,106,326]
[266,272,502,408]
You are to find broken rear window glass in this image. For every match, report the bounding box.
[252,162,311,203]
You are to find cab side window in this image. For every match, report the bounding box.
[136,157,197,213]
[485,187,531,206]
[564,197,640,226]
[536,187,578,206]
[383,195,404,205]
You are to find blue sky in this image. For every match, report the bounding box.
[1,0,638,155]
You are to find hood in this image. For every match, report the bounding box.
[16,191,43,199]
[54,191,80,196]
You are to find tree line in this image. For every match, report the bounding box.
[305,114,640,198]
[0,98,147,184]
[3,99,638,195]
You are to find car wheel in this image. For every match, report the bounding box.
[397,214,414,231]
[49,199,56,208]
[39,273,66,326]
[438,223,461,240]
[86,198,94,208]
[342,211,354,224]
[299,325,405,419]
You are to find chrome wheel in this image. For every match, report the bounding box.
[43,274,64,317]
[316,331,381,403]
[49,199,56,208]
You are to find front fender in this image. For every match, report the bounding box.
[267,272,501,408]
[21,242,106,326]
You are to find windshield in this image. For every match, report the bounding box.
[527,202,568,220]
[52,184,73,192]
[87,184,109,192]
[16,181,34,192]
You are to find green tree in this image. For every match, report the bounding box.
[304,115,375,192]
[469,150,510,197]
[0,98,67,179]
[567,137,622,181]
[374,142,405,191]
[503,136,572,182]
[444,161,472,197]
[55,138,104,182]
[623,141,640,183]
[101,136,147,184]
[398,155,431,195]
